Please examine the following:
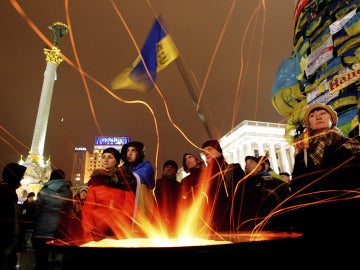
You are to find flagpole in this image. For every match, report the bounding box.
[175,56,213,139]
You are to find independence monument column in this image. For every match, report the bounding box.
[20,22,68,195]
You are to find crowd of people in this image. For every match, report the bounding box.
[1,102,360,268]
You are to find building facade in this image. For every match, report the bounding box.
[219,120,295,175]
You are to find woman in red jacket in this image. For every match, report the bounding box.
[82,147,138,241]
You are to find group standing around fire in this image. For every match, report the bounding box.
[2,102,360,268]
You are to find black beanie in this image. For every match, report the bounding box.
[201,140,223,154]
[245,156,260,163]
[163,160,178,171]
[50,169,66,180]
[121,141,145,164]
[103,147,122,164]
[127,141,145,156]
[2,163,27,188]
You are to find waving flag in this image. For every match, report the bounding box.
[111,17,179,92]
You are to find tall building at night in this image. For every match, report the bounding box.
[70,136,131,189]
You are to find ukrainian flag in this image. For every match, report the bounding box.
[111,17,179,92]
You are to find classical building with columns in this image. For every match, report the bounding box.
[219,120,295,175]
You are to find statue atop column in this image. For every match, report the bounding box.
[19,22,69,197]
[49,22,68,46]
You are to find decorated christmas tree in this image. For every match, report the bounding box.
[272,0,360,153]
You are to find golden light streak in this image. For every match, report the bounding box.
[196,0,237,113]
[64,0,103,136]
[232,1,268,127]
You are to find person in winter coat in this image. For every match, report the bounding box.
[179,149,206,209]
[120,141,156,236]
[154,160,180,237]
[31,169,73,270]
[82,147,138,241]
[238,156,290,231]
[0,162,27,269]
[289,103,360,242]
[200,140,245,232]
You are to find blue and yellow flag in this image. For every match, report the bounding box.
[111,18,179,92]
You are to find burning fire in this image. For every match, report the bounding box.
[80,236,232,248]
[70,231,301,248]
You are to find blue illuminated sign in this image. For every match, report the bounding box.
[94,136,131,146]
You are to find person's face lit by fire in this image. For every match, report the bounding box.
[101,152,118,171]
[185,154,201,170]
[163,164,177,177]
[126,146,139,164]
[202,146,222,165]
[308,109,333,134]
[245,159,262,176]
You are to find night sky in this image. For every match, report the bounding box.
[0,0,295,179]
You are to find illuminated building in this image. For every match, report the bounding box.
[220,120,294,174]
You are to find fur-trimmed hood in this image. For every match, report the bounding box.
[89,168,137,192]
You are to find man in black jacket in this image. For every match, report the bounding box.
[201,140,245,232]
[0,162,27,269]
[237,156,290,231]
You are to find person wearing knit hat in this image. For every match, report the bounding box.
[154,159,180,236]
[163,159,178,172]
[201,139,224,166]
[0,162,27,268]
[32,168,73,269]
[200,139,245,232]
[202,139,223,154]
[2,162,27,189]
[179,150,206,211]
[245,155,260,163]
[294,103,360,175]
[120,141,154,189]
[290,102,360,239]
[182,149,204,173]
[303,102,338,131]
[49,169,66,181]
[240,156,290,231]
[103,147,122,165]
[120,141,145,167]
[244,155,262,175]
[82,145,138,241]
[119,140,156,235]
